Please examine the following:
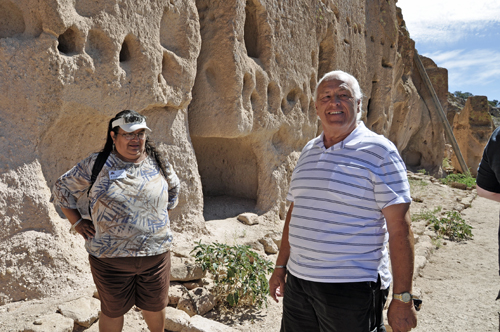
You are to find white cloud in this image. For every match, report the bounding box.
[398,0,500,23]
[397,0,500,43]
[423,49,500,88]
[397,1,500,99]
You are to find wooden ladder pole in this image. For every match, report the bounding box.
[413,50,469,175]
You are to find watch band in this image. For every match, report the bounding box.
[392,292,413,303]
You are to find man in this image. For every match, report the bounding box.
[269,70,417,332]
[476,127,500,281]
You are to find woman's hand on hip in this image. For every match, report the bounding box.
[75,219,96,240]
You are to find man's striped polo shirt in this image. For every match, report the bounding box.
[286,122,411,289]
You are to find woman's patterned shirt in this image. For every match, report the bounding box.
[51,152,180,258]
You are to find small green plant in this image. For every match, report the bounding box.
[442,158,452,169]
[417,169,427,175]
[191,241,274,309]
[430,211,473,241]
[411,206,441,223]
[408,178,428,193]
[440,172,476,188]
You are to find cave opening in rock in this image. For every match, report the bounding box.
[119,39,131,62]
[244,0,260,59]
[57,28,78,55]
[318,37,335,79]
[191,136,258,221]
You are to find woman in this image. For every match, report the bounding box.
[51,110,180,332]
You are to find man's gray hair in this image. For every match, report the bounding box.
[315,70,364,120]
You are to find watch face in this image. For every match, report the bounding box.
[402,292,412,302]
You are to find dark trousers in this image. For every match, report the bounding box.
[281,272,388,332]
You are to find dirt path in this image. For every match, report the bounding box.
[413,196,500,331]
[2,182,500,331]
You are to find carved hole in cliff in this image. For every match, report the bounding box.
[404,151,422,167]
[353,24,358,34]
[191,137,258,220]
[267,81,281,113]
[250,90,260,111]
[0,0,25,39]
[85,29,114,63]
[382,58,393,68]
[344,39,350,45]
[162,52,183,87]
[57,28,78,55]
[370,35,375,42]
[281,89,299,115]
[119,40,131,63]
[366,98,372,119]
[346,17,351,26]
[380,38,385,46]
[281,99,287,115]
[242,73,254,108]
[286,89,299,107]
[318,38,335,79]
[331,5,339,20]
[160,7,187,58]
[244,0,260,59]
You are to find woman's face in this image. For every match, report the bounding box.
[110,128,147,162]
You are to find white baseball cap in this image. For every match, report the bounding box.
[112,118,151,132]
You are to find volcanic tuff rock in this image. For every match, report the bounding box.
[0,0,489,306]
[451,96,494,176]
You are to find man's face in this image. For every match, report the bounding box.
[315,79,360,137]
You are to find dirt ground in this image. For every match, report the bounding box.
[1,174,500,331]
[412,195,500,332]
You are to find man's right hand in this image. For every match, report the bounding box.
[75,219,95,240]
[269,268,287,302]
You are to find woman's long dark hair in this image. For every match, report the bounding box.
[103,110,168,178]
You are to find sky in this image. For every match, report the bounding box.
[397,0,500,103]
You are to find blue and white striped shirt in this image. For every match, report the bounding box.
[286,122,411,289]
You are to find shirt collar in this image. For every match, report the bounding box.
[315,122,367,151]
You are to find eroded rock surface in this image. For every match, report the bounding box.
[0,0,485,308]
[451,96,494,175]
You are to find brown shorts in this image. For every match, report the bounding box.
[89,251,171,318]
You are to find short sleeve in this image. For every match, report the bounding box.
[51,154,97,209]
[373,150,411,210]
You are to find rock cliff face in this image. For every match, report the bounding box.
[451,96,494,176]
[0,0,457,304]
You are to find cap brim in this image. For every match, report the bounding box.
[120,122,151,132]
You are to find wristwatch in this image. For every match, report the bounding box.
[392,292,413,303]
